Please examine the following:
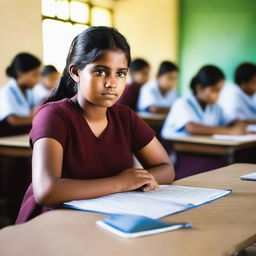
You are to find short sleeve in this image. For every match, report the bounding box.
[29,104,68,149]
[129,109,155,152]
[137,85,156,111]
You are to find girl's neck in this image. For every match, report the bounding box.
[196,96,207,110]
[73,94,107,122]
[16,79,28,97]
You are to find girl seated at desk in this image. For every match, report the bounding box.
[218,63,256,124]
[16,27,174,224]
[0,53,41,134]
[137,61,178,114]
[117,58,150,111]
[33,65,60,104]
[161,65,246,138]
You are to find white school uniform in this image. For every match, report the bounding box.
[218,82,256,122]
[137,80,177,112]
[0,79,38,121]
[161,93,228,138]
[33,83,51,104]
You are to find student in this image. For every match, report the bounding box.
[137,61,178,114]
[0,53,41,127]
[117,58,150,111]
[33,65,60,104]
[161,65,246,138]
[218,63,256,123]
[16,27,174,224]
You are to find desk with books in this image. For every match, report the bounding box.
[0,163,255,256]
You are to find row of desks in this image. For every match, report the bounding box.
[0,163,255,256]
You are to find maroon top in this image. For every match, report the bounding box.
[117,82,141,111]
[16,98,155,224]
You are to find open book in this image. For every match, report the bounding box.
[212,134,256,142]
[64,185,231,219]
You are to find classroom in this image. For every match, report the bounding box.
[0,0,256,255]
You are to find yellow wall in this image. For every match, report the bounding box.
[114,0,179,78]
[0,0,43,86]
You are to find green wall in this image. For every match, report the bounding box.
[178,0,256,95]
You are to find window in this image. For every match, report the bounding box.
[41,0,113,71]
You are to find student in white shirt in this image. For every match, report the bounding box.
[161,65,245,138]
[33,65,60,104]
[0,53,41,127]
[218,63,256,123]
[137,61,178,114]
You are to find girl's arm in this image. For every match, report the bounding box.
[148,106,169,114]
[32,138,158,206]
[135,137,175,185]
[6,115,33,126]
[185,121,246,135]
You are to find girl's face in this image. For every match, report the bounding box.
[158,71,178,91]
[41,72,60,90]
[17,67,41,88]
[196,79,224,105]
[74,50,128,108]
[131,66,150,85]
[240,75,256,96]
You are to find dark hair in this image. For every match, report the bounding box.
[190,65,225,94]
[46,26,131,103]
[234,63,256,86]
[129,58,149,72]
[6,53,41,79]
[41,65,58,76]
[157,61,178,77]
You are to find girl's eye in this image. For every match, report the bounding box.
[95,70,107,76]
[116,72,127,78]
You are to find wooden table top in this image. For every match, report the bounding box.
[0,135,29,148]
[0,163,255,256]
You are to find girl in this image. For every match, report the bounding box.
[0,53,41,128]
[16,27,174,224]
[137,61,178,114]
[33,65,60,104]
[161,65,246,138]
[117,58,150,111]
[218,63,256,123]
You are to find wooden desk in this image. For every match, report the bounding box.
[0,135,31,157]
[0,163,255,256]
[137,112,166,127]
[167,135,256,164]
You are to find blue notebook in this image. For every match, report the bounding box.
[96,214,192,238]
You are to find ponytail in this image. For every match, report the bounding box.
[45,67,77,103]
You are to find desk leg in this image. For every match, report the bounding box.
[227,148,235,164]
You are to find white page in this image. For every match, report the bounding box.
[213,134,256,142]
[64,185,230,219]
[64,192,187,219]
[240,172,256,181]
[126,185,230,205]
[246,125,256,133]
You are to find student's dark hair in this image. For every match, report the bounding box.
[190,65,225,94]
[6,53,41,79]
[234,63,256,86]
[129,58,149,72]
[46,26,131,103]
[157,61,178,77]
[41,65,58,76]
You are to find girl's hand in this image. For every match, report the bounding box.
[229,122,247,135]
[114,168,159,193]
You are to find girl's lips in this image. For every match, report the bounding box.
[101,93,118,99]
